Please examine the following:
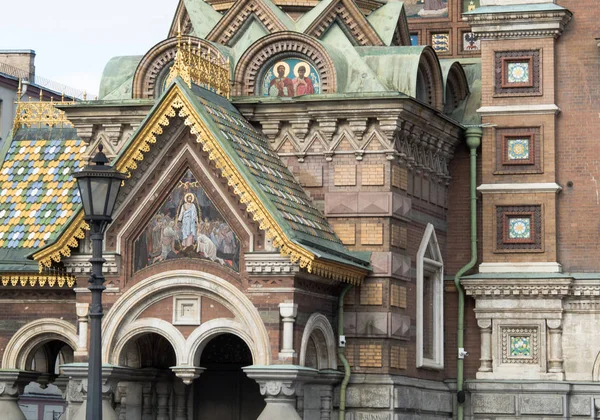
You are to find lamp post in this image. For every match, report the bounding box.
[73,145,125,420]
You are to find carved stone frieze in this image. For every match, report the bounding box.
[461,278,572,298]
[463,8,573,40]
[63,253,121,275]
[245,253,300,276]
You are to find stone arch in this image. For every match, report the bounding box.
[102,270,272,365]
[592,351,600,381]
[415,46,444,111]
[185,318,257,366]
[111,318,187,366]
[299,313,337,370]
[132,36,228,99]
[2,319,78,370]
[234,32,337,96]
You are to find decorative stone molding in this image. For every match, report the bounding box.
[234,32,337,96]
[299,313,337,370]
[170,366,205,385]
[279,303,298,359]
[245,252,300,276]
[462,278,572,298]
[463,5,573,40]
[478,183,562,194]
[477,104,561,116]
[478,261,562,273]
[0,370,41,420]
[63,253,120,275]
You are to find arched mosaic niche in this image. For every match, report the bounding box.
[132,168,240,272]
[261,57,321,97]
[235,32,336,96]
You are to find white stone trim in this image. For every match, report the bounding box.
[111,318,187,366]
[102,270,272,365]
[299,313,337,370]
[172,295,201,326]
[2,319,79,370]
[115,143,254,254]
[479,262,562,273]
[477,104,560,116]
[477,183,562,194]
[416,223,444,370]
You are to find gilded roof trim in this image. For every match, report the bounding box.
[33,212,89,270]
[1,272,76,288]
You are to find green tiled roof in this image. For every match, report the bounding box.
[0,127,85,253]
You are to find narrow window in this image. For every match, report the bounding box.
[416,223,444,369]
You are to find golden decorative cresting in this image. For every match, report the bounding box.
[166,30,231,99]
[12,82,75,134]
[1,272,76,288]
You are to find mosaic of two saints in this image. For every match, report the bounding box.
[133,170,240,272]
[262,59,321,97]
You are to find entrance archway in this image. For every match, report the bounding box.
[194,333,265,420]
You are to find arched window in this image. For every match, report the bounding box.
[416,223,444,369]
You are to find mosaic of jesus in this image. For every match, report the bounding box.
[133,169,240,272]
[262,58,321,97]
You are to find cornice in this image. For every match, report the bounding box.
[245,253,300,276]
[461,278,572,298]
[477,183,562,194]
[477,104,561,116]
[463,7,572,40]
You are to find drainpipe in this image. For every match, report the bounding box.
[455,127,482,420]
[338,283,353,420]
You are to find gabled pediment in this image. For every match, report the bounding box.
[303,0,384,46]
[366,1,411,46]
[206,0,294,46]
[169,0,223,39]
[37,79,371,284]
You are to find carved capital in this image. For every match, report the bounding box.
[477,319,492,330]
[171,366,206,385]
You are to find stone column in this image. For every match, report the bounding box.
[155,381,171,420]
[174,380,189,420]
[547,319,564,374]
[244,365,317,420]
[477,319,492,373]
[320,388,333,420]
[141,383,154,420]
[116,383,127,420]
[0,370,39,420]
[279,303,298,359]
[75,303,89,359]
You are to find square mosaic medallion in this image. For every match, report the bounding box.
[508,217,531,240]
[510,336,531,357]
[507,62,530,84]
[507,138,530,161]
[502,327,538,364]
[431,33,450,53]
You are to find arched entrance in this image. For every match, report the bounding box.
[194,333,265,420]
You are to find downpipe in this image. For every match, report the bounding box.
[338,284,353,420]
[455,127,482,420]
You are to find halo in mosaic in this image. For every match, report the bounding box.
[510,336,531,357]
[507,62,529,84]
[508,217,531,240]
[0,127,85,250]
[507,139,530,160]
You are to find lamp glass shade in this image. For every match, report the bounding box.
[76,177,93,217]
[105,177,122,218]
[91,178,110,216]
[75,170,125,220]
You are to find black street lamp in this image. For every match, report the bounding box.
[73,145,126,420]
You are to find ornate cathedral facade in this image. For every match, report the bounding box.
[0,0,597,419]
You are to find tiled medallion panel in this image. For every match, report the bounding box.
[496,205,542,252]
[495,127,541,174]
[494,50,541,96]
[501,327,538,365]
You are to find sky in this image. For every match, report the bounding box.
[1,0,179,97]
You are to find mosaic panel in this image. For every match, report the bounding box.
[261,58,320,97]
[462,32,480,52]
[506,61,530,84]
[463,0,479,12]
[495,128,540,173]
[508,217,531,240]
[133,169,240,272]
[502,327,538,364]
[495,50,540,95]
[510,336,531,357]
[406,0,448,19]
[496,205,542,251]
[0,127,85,249]
[507,138,530,161]
[431,33,450,53]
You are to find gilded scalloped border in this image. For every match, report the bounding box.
[0,273,76,288]
[33,212,89,271]
[33,85,367,285]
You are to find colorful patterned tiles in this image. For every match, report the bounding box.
[510,336,531,357]
[508,217,531,240]
[507,62,529,84]
[197,95,341,245]
[0,127,84,249]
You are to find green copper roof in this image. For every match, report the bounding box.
[0,127,85,258]
[366,2,406,46]
[449,59,481,126]
[99,55,142,100]
[184,0,223,38]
